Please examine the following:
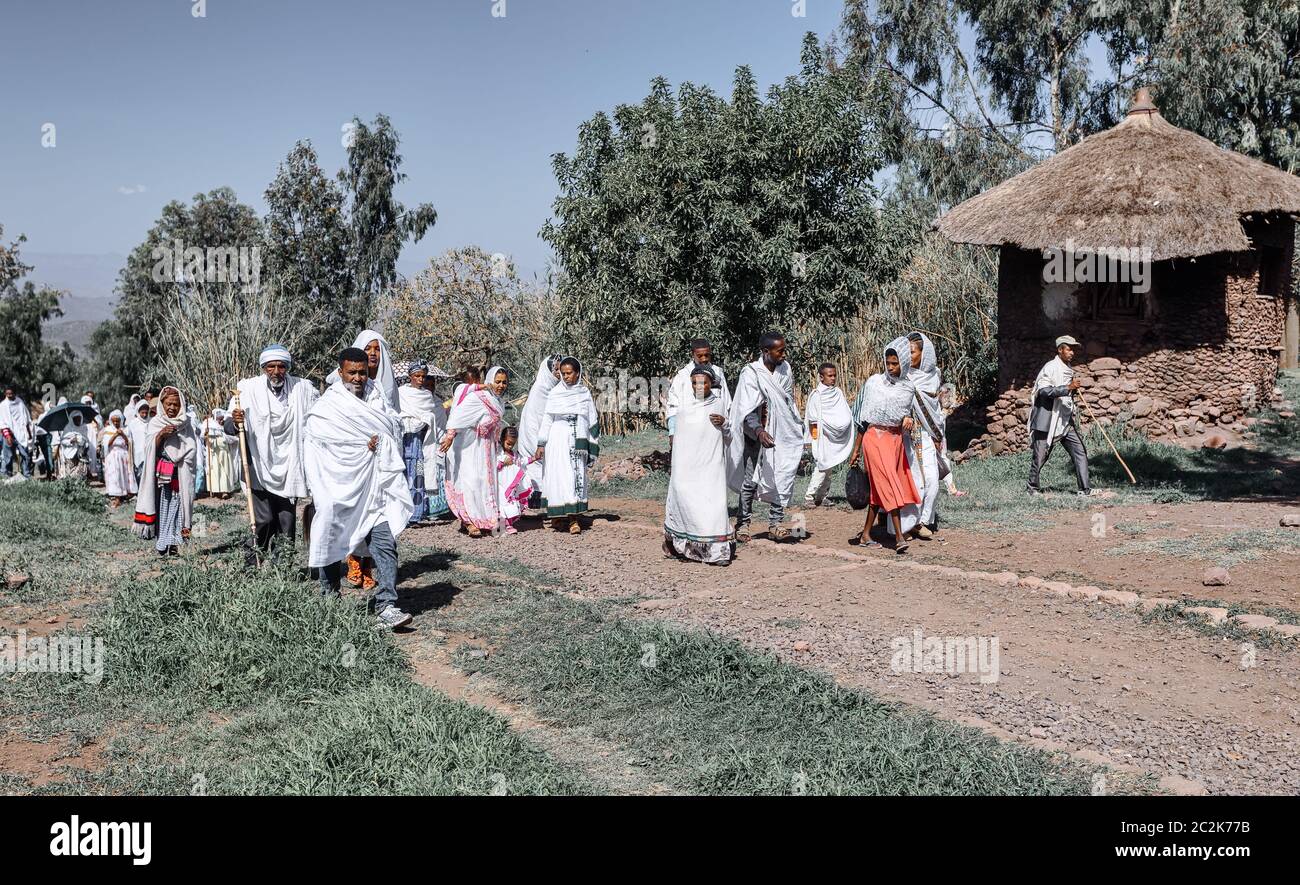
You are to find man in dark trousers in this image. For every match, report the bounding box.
[1026,335,1091,496]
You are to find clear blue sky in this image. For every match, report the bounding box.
[2,0,843,279]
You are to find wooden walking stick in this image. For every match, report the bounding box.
[231,388,258,540]
[1075,390,1137,484]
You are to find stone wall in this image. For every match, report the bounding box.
[969,232,1292,455]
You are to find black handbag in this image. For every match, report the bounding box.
[844,463,870,510]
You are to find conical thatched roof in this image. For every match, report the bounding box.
[934,89,1300,261]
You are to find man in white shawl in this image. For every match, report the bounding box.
[663,365,733,565]
[202,407,241,495]
[727,332,803,542]
[1026,335,1091,496]
[517,355,560,496]
[1,386,35,480]
[227,344,318,552]
[305,347,414,631]
[666,338,730,441]
[536,357,599,535]
[397,360,449,524]
[440,365,509,537]
[802,362,854,508]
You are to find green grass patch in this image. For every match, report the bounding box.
[0,481,590,796]
[1106,528,1300,568]
[425,561,1118,795]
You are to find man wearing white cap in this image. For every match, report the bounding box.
[227,344,319,550]
[1026,335,1091,496]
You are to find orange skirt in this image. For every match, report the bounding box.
[862,425,920,511]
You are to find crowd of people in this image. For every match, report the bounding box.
[1,327,1095,630]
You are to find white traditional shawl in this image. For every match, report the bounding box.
[325,329,400,413]
[444,367,507,530]
[398,382,446,487]
[907,333,946,443]
[227,374,317,499]
[304,380,413,567]
[132,387,197,539]
[1030,355,1076,442]
[725,358,803,505]
[518,357,559,461]
[666,361,730,429]
[0,396,33,447]
[853,337,914,429]
[665,387,730,542]
[803,382,854,471]
[126,401,152,467]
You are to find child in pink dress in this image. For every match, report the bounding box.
[496,426,533,534]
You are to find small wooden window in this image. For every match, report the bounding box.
[1087,280,1146,320]
[1258,245,1285,299]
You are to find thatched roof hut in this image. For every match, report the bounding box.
[935,88,1300,262]
[934,89,1300,454]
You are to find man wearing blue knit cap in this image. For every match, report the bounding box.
[226,344,319,552]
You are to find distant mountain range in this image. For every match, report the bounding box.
[25,252,125,356]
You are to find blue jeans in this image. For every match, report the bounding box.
[319,521,399,612]
[1,439,32,477]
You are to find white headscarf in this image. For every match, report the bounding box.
[331,329,400,413]
[544,359,597,419]
[518,356,560,460]
[853,337,915,429]
[906,332,946,442]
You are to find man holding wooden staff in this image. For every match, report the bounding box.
[226,344,318,552]
[1026,335,1091,497]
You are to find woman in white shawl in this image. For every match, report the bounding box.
[848,338,920,553]
[440,366,509,537]
[896,332,947,539]
[327,329,401,414]
[663,365,732,565]
[126,399,153,480]
[54,412,92,480]
[397,361,449,525]
[202,407,240,496]
[100,410,138,505]
[536,357,599,535]
[517,355,560,495]
[132,386,198,556]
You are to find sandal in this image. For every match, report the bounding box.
[734,528,752,544]
[467,525,482,538]
[770,526,791,542]
[894,542,909,555]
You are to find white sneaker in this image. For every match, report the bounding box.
[375,607,413,630]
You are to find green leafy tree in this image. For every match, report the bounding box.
[339,114,438,311]
[85,188,262,403]
[263,140,356,379]
[542,34,908,386]
[0,227,78,401]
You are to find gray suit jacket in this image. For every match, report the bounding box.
[1028,385,1077,434]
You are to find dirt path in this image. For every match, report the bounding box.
[405,499,1300,796]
